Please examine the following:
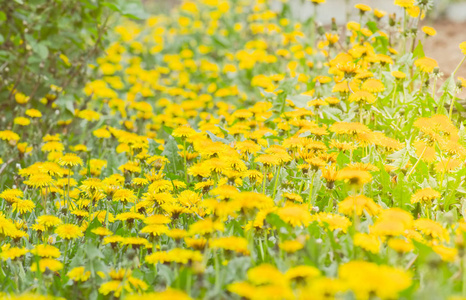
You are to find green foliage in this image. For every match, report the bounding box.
[0,0,144,107]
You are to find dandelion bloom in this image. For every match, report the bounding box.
[353,233,381,254]
[410,187,441,204]
[460,41,466,55]
[355,4,371,12]
[55,224,84,240]
[31,244,61,258]
[391,70,406,79]
[58,153,83,168]
[30,258,63,272]
[394,0,414,8]
[422,26,436,36]
[210,236,250,255]
[0,247,28,261]
[414,57,438,73]
[276,205,312,227]
[338,195,382,217]
[339,261,412,299]
[68,266,91,282]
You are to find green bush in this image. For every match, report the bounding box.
[0,0,145,111]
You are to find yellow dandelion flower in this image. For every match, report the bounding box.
[58,153,83,168]
[414,57,438,73]
[55,224,84,240]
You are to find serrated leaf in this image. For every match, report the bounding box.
[287,94,312,108]
[35,43,49,59]
[206,130,233,144]
[413,40,424,58]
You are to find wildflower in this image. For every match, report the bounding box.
[411,188,441,204]
[355,4,371,13]
[348,91,376,104]
[14,117,31,126]
[55,224,84,240]
[31,244,61,258]
[279,240,304,253]
[353,233,380,253]
[115,212,145,223]
[173,126,197,140]
[0,130,20,142]
[338,195,381,217]
[432,245,458,262]
[276,205,312,227]
[391,70,406,79]
[414,218,449,242]
[422,26,436,36]
[140,224,168,237]
[30,258,63,272]
[36,215,62,228]
[210,236,250,255]
[112,189,137,203]
[336,169,372,187]
[312,213,351,232]
[12,199,35,214]
[125,290,192,300]
[414,57,438,73]
[329,122,370,135]
[58,153,83,168]
[361,78,385,93]
[247,264,286,285]
[24,174,54,188]
[460,41,466,55]
[339,261,412,299]
[388,239,414,253]
[1,247,28,261]
[0,189,23,203]
[394,0,415,8]
[14,93,30,104]
[68,267,91,282]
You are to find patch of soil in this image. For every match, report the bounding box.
[422,20,466,98]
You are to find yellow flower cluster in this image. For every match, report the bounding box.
[1,0,466,299]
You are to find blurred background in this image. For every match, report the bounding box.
[142,0,466,87]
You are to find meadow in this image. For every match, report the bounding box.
[1,0,466,299]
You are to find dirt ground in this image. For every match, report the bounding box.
[423,20,466,98]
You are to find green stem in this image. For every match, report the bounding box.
[262,167,268,194]
[307,172,316,210]
[431,77,437,99]
[449,92,458,121]
[406,146,427,180]
[359,102,363,124]
[463,251,466,296]
[453,56,466,77]
[391,82,397,108]
[183,141,188,184]
[259,236,265,261]
[63,240,69,273]
[214,249,220,292]
[272,166,281,200]
[401,9,407,55]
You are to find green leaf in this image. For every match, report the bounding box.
[259,87,277,99]
[35,43,49,60]
[206,130,233,144]
[157,264,175,286]
[101,2,121,12]
[413,40,424,59]
[162,135,182,174]
[287,94,312,108]
[85,242,104,260]
[120,3,148,20]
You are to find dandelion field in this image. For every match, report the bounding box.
[2,0,466,299]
